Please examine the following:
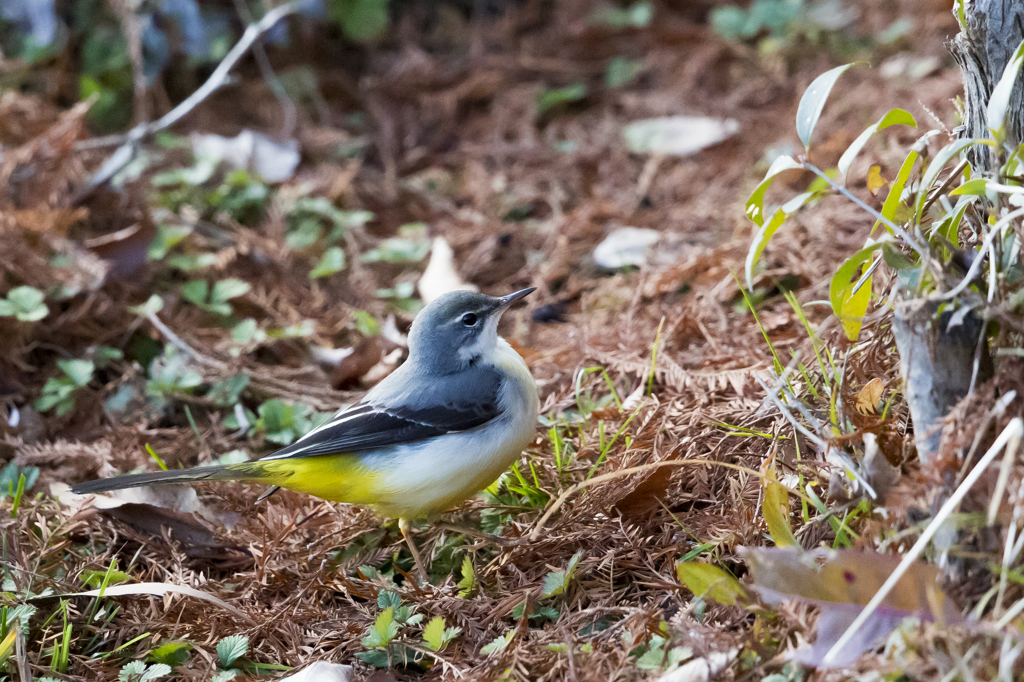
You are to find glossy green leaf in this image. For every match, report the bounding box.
[873,149,919,234]
[796,63,858,150]
[949,177,989,196]
[745,191,816,289]
[837,108,917,180]
[745,154,802,227]
[914,138,978,223]
[829,244,882,341]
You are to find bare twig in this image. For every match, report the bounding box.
[528,458,816,541]
[803,162,928,256]
[76,2,301,196]
[145,311,224,370]
[929,206,1024,301]
[753,375,827,451]
[118,0,150,125]
[822,411,1022,666]
[232,0,298,138]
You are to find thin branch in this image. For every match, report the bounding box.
[803,163,927,255]
[753,375,827,451]
[928,206,1024,301]
[921,159,970,216]
[528,457,817,541]
[76,2,301,196]
[145,311,224,370]
[232,0,298,138]
[822,411,1023,666]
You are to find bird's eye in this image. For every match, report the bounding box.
[461,313,478,327]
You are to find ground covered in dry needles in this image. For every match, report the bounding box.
[2,0,1023,680]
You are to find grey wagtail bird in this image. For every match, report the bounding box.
[72,287,539,578]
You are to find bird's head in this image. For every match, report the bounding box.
[407,288,535,374]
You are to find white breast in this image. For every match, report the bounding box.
[367,338,539,519]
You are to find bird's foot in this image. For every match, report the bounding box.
[398,518,429,585]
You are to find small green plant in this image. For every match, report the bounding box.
[710,0,855,46]
[209,170,269,224]
[328,0,390,41]
[541,551,583,598]
[35,359,95,415]
[457,555,477,598]
[480,630,515,657]
[605,57,644,88]
[148,641,193,668]
[357,591,425,667]
[285,197,370,251]
[746,50,1024,344]
[512,601,559,623]
[589,1,652,29]
[118,660,171,682]
[181,278,251,317]
[634,628,693,672]
[0,285,48,321]
[145,347,203,407]
[0,461,39,510]
[361,224,430,263]
[537,83,588,115]
[422,616,461,652]
[250,399,331,445]
[229,318,314,357]
[47,601,73,675]
[310,247,346,278]
[208,634,249,681]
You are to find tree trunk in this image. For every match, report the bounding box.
[948,0,1024,173]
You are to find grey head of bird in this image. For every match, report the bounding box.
[407,287,535,374]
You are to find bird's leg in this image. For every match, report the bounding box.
[398,518,428,583]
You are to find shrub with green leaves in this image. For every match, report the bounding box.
[35,359,95,416]
[745,48,1024,345]
[357,590,426,667]
[181,279,251,317]
[118,660,171,682]
[710,0,856,46]
[0,285,48,322]
[225,398,331,445]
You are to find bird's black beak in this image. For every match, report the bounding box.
[494,287,536,312]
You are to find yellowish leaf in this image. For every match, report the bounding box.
[866,165,887,195]
[762,464,799,547]
[855,378,884,415]
[676,562,747,606]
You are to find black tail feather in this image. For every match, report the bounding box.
[71,465,235,495]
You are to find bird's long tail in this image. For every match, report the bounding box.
[70,462,265,495]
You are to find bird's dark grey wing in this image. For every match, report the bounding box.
[264,366,502,460]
